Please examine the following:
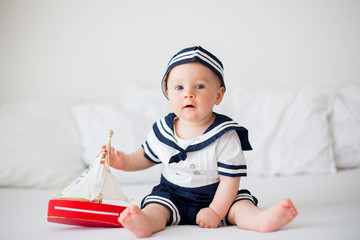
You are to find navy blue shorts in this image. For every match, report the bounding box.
[141,175,258,226]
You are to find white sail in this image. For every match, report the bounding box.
[54,129,132,204]
[54,155,102,201]
[96,168,133,203]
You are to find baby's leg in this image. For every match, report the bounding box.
[119,204,170,238]
[227,199,298,233]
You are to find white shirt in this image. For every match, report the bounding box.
[142,113,251,188]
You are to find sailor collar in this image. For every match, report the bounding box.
[152,112,252,164]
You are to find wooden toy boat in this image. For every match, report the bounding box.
[47,130,132,227]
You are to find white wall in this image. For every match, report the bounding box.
[0,0,359,103]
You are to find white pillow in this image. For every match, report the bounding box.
[228,87,336,176]
[331,86,360,169]
[0,102,85,188]
[71,87,171,184]
[72,103,163,184]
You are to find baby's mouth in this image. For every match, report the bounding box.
[184,104,196,109]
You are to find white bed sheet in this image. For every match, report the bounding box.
[1,168,360,240]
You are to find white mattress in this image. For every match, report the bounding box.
[1,168,360,240]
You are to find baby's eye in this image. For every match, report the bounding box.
[195,84,205,89]
[175,85,183,90]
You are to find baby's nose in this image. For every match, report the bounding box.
[184,90,195,98]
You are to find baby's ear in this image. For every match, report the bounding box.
[164,89,169,98]
[215,86,225,105]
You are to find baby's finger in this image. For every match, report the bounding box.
[97,146,108,158]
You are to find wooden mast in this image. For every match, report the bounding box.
[98,129,113,203]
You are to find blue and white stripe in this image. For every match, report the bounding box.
[155,118,177,145]
[161,46,225,97]
[167,47,224,80]
[142,141,160,164]
[142,195,181,225]
[187,120,247,152]
[218,163,247,177]
[234,190,258,206]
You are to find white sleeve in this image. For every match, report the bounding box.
[216,130,247,177]
[141,129,162,164]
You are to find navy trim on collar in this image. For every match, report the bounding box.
[152,112,252,164]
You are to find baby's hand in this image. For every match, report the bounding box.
[100,145,128,170]
[196,207,222,228]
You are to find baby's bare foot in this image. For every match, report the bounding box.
[258,199,298,233]
[119,205,152,238]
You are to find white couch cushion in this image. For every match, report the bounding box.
[0,102,85,188]
[72,103,164,184]
[225,87,336,176]
[331,85,360,169]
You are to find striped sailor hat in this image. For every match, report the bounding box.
[162,46,225,97]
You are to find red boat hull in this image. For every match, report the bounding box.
[47,199,126,228]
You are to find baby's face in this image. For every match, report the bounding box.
[165,62,225,123]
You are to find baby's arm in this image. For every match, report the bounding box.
[196,175,240,228]
[102,146,155,171]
